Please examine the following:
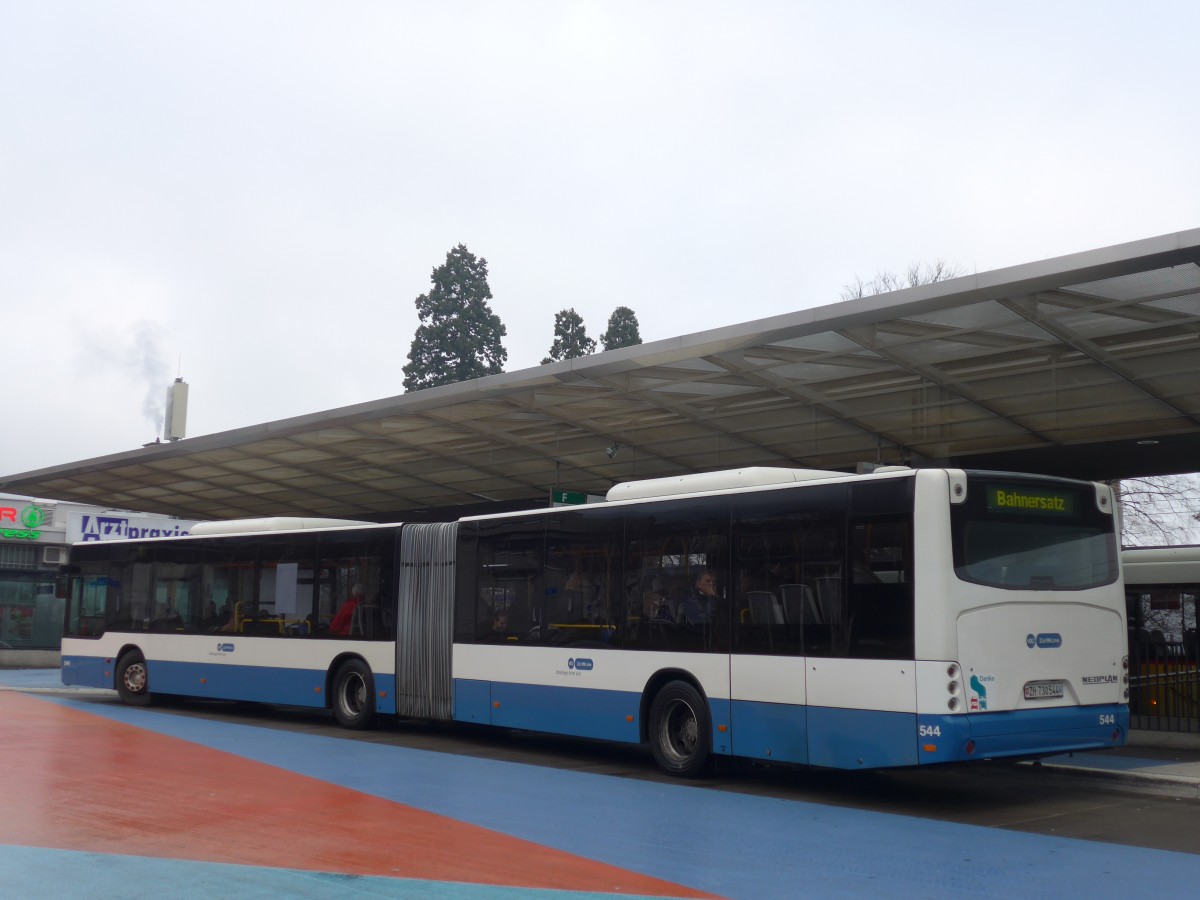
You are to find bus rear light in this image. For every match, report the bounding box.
[947,663,959,679]
[1112,729,1120,742]
[947,681,959,694]
[947,696,959,711]
[965,740,976,755]
[923,744,937,753]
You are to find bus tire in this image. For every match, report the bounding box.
[115,650,154,707]
[648,680,710,777]
[332,659,375,730]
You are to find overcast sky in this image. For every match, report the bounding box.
[3,2,1198,477]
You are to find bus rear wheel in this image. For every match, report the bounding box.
[332,659,375,730]
[648,680,710,777]
[115,650,154,707]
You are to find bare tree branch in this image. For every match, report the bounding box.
[1112,475,1200,546]
[840,259,963,301]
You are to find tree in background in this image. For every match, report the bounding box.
[542,308,596,364]
[601,306,642,351]
[1114,475,1200,546]
[840,259,962,300]
[402,244,507,392]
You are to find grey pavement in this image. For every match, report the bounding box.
[4,666,1200,796]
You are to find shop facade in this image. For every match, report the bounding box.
[0,495,197,654]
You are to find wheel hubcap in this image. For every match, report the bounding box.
[660,698,698,762]
[340,673,365,716]
[124,663,147,694]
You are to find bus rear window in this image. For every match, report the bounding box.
[951,478,1118,590]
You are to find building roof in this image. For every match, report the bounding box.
[4,228,1199,521]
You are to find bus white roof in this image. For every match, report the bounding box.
[188,517,379,537]
[605,466,845,502]
[1122,545,1200,585]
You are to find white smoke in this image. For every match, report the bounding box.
[130,320,171,436]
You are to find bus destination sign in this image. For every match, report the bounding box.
[987,486,1075,516]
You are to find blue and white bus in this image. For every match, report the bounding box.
[61,466,1129,776]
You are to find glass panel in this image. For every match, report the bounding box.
[543,507,623,649]
[0,574,59,647]
[471,518,544,644]
[732,484,846,658]
[622,495,729,653]
[952,477,1118,590]
[316,531,392,640]
[846,517,913,660]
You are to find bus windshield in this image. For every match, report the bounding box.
[951,476,1118,590]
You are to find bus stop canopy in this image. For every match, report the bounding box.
[3,228,1199,521]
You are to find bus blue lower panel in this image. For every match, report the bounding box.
[62,655,399,716]
[61,655,110,689]
[916,704,1128,764]
[453,680,735,754]
[151,659,331,709]
[453,679,642,744]
[730,699,809,765]
[807,707,918,769]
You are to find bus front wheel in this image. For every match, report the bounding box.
[648,680,710,777]
[115,651,154,707]
[332,659,376,730]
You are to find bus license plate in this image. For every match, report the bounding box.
[1023,680,1064,700]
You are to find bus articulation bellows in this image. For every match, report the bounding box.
[60,466,1129,776]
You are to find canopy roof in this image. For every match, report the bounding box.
[4,228,1199,521]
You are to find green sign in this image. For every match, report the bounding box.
[987,486,1075,516]
[551,490,588,505]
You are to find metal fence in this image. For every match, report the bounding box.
[1129,634,1200,733]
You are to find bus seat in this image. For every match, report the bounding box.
[747,591,784,625]
[780,584,820,625]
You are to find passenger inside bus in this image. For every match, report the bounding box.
[482,610,510,641]
[329,584,365,636]
[200,600,222,630]
[678,569,719,625]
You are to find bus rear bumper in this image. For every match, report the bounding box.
[917,703,1129,764]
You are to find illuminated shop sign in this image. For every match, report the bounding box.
[0,506,44,540]
[986,486,1075,516]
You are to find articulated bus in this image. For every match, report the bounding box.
[61,466,1129,776]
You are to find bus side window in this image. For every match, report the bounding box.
[473,518,544,645]
[847,519,913,659]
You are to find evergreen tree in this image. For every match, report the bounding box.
[601,306,642,350]
[541,308,596,364]
[402,244,507,392]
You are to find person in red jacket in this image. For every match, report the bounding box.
[330,584,365,636]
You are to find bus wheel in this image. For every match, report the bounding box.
[332,659,375,730]
[648,680,710,777]
[115,651,154,707]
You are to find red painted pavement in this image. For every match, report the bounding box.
[0,692,714,896]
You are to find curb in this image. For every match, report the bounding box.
[0,685,115,698]
[1032,758,1200,800]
